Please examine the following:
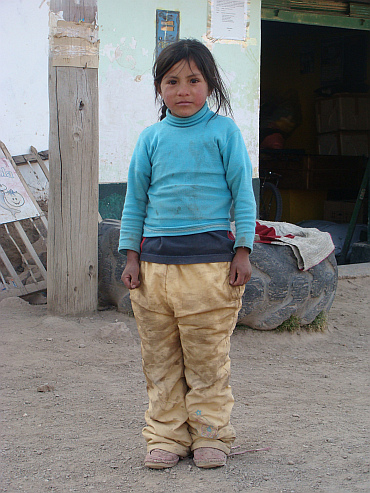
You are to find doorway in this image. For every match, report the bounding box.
[260,20,370,228]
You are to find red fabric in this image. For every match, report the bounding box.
[260,132,285,150]
[255,221,294,243]
[140,237,146,251]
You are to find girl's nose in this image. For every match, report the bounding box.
[177,82,190,96]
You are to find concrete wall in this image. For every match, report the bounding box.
[0,0,261,184]
[98,0,261,183]
[0,1,49,156]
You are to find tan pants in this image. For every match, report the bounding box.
[130,261,244,457]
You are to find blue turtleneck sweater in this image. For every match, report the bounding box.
[119,103,256,255]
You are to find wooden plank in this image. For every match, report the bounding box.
[13,221,47,280]
[261,7,370,29]
[0,242,28,296]
[0,280,47,301]
[30,146,50,181]
[23,158,46,197]
[48,0,99,315]
[0,142,48,301]
[13,151,48,165]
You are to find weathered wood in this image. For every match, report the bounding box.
[0,219,48,300]
[0,256,47,299]
[13,151,48,165]
[48,0,99,315]
[0,142,48,301]
[30,146,50,181]
[0,242,27,296]
[13,222,47,280]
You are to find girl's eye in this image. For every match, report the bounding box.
[168,80,177,85]
[190,79,199,84]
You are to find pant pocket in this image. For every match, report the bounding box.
[225,279,245,301]
[232,284,245,300]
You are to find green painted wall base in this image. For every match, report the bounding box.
[99,183,127,220]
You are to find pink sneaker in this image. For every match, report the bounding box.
[144,449,179,469]
[193,447,227,468]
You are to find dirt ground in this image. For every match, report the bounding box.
[1,275,369,493]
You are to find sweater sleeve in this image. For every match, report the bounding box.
[118,134,152,254]
[221,127,256,252]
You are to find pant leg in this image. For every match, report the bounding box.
[167,262,245,455]
[129,261,191,457]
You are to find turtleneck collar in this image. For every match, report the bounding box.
[164,102,212,127]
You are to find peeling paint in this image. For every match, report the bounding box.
[97,0,261,183]
[202,33,257,49]
[130,37,137,49]
[101,43,118,62]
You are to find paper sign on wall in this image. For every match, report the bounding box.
[210,0,249,41]
[0,157,40,224]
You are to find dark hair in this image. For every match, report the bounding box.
[153,39,232,121]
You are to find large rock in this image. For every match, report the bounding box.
[98,219,132,314]
[98,220,338,330]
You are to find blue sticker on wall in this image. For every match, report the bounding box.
[156,10,180,57]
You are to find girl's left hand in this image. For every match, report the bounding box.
[229,247,252,286]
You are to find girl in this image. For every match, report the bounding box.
[119,39,256,469]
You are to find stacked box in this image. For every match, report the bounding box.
[316,94,370,156]
[259,154,363,191]
[323,200,364,223]
[317,131,370,156]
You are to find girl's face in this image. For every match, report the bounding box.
[159,59,210,118]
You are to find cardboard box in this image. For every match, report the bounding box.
[316,94,370,133]
[323,200,364,223]
[260,153,364,191]
[317,131,370,157]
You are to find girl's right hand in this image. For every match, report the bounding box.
[121,250,141,289]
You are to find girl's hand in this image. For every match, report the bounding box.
[229,247,252,286]
[121,250,141,289]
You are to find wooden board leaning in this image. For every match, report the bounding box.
[0,141,48,301]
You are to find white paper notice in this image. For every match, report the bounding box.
[211,0,247,41]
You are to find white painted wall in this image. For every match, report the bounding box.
[99,0,261,183]
[0,1,49,156]
[0,0,261,185]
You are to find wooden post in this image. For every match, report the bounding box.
[48,0,99,315]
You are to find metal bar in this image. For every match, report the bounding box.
[337,157,370,265]
[368,168,370,244]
